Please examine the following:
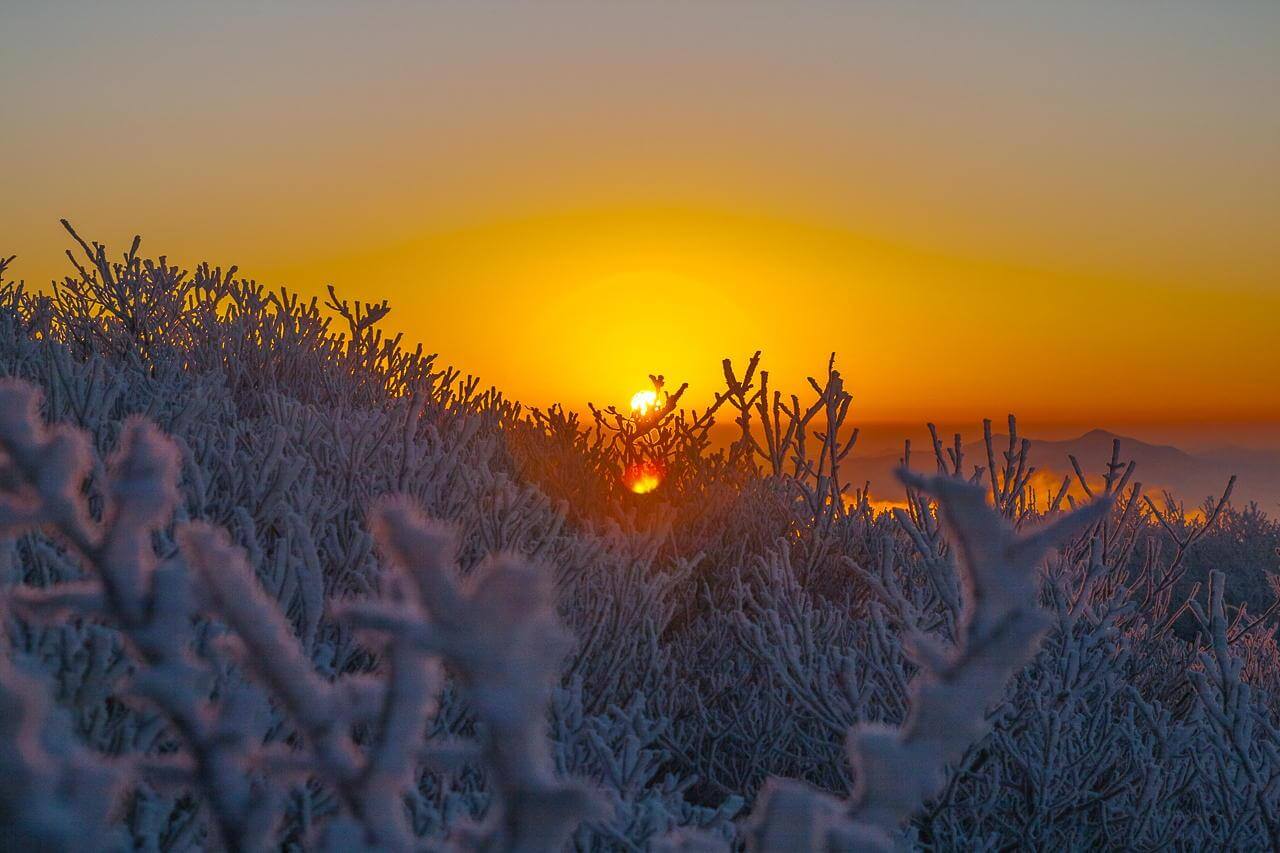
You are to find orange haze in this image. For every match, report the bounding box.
[1,3,1277,435]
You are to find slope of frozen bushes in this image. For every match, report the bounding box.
[1,231,1278,850]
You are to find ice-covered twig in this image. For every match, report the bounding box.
[0,380,274,850]
[0,655,121,850]
[845,471,1110,835]
[745,470,1111,850]
[344,498,604,850]
[1187,570,1280,849]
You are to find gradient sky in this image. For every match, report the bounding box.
[3,2,1278,437]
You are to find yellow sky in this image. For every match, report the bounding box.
[2,2,1277,427]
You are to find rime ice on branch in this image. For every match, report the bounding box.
[0,377,600,851]
[745,471,1111,851]
[0,230,1272,850]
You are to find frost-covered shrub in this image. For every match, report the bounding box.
[2,232,1279,850]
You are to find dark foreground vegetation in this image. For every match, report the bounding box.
[1,227,1278,850]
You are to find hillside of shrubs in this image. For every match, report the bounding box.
[2,225,1279,851]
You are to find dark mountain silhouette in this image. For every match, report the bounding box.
[849,429,1280,511]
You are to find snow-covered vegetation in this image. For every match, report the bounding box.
[1,228,1278,850]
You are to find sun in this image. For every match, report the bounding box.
[630,389,660,417]
[624,460,664,494]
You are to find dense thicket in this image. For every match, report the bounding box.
[1,229,1278,850]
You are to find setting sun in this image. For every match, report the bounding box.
[630,389,660,416]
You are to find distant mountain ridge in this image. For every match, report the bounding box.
[848,428,1280,511]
